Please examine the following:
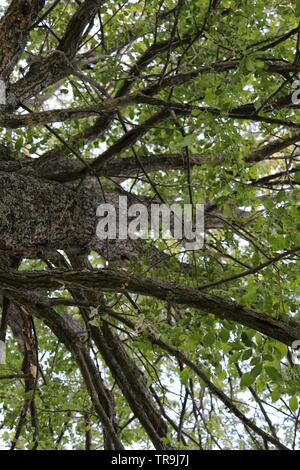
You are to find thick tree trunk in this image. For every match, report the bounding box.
[0,171,100,255]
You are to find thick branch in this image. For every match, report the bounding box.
[1,268,300,345]
[0,0,45,81]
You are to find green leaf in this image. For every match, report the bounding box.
[290,396,298,412]
[271,387,281,403]
[294,170,300,182]
[251,363,262,378]
[241,349,253,361]
[265,366,282,383]
[179,368,190,385]
[241,332,254,348]
[15,137,23,151]
[203,331,215,347]
[178,134,196,148]
[240,372,255,388]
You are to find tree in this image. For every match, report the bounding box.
[0,0,300,450]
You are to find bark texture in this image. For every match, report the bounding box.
[0,0,299,451]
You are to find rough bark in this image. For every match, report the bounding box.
[0,0,45,81]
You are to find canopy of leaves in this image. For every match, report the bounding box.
[0,0,300,451]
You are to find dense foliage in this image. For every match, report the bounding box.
[0,0,300,450]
